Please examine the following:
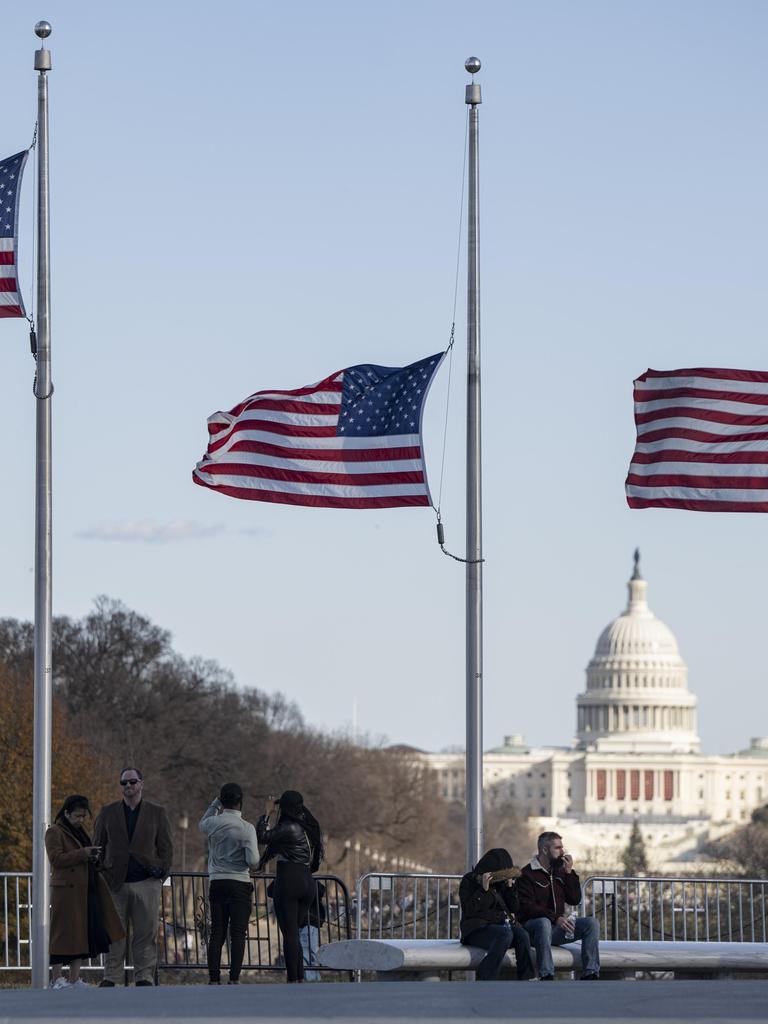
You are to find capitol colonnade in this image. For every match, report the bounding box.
[577,704,698,736]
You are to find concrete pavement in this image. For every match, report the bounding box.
[0,979,766,1023]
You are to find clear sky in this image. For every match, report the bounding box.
[1,1,767,757]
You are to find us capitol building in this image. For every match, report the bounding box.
[425,553,768,871]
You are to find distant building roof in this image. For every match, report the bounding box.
[732,737,768,759]
[487,733,530,755]
[385,743,428,755]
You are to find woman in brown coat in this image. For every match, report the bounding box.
[44,795,124,989]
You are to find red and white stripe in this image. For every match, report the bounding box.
[0,238,25,319]
[193,372,433,509]
[626,367,768,512]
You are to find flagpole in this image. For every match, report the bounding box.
[464,57,483,869]
[31,19,53,991]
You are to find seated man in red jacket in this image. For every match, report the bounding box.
[516,831,600,980]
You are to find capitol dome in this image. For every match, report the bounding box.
[575,552,700,754]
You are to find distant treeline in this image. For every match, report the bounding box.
[0,598,531,877]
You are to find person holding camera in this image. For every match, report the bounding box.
[199,783,260,985]
[517,831,600,980]
[257,791,324,983]
[44,795,124,989]
[93,768,173,986]
[459,848,535,981]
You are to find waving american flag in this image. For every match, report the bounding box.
[626,367,768,512]
[193,352,445,509]
[0,150,28,320]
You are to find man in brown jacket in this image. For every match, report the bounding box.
[516,831,600,980]
[93,768,173,986]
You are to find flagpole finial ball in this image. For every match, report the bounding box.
[465,57,481,74]
[34,21,52,39]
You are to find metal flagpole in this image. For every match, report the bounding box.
[31,19,53,991]
[464,57,483,869]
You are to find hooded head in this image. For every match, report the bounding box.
[474,847,514,875]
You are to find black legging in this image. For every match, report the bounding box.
[207,879,253,982]
[273,861,315,982]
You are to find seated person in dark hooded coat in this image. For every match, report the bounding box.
[459,847,535,981]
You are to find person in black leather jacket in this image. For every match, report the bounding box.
[257,791,323,983]
[459,848,535,981]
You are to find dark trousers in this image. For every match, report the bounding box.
[273,861,316,982]
[207,879,253,982]
[463,922,535,981]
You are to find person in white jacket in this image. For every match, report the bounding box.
[199,783,260,984]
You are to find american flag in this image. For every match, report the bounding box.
[626,367,768,512]
[0,151,28,320]
[193,352,445,509]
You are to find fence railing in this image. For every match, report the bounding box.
[6,869,765,975]
[581,876,768,943]
[353,871,768,945]
[1,873,31,972]
[355,873,462,940]
[1,871,351,975]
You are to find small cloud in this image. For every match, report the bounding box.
[239,527,273,539]
[78,520,226,544]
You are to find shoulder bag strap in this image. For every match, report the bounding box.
[302,828,314,868]
[489,885,513,922]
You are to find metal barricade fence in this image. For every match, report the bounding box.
[161,872,351,972]
[7,869,766,972]
[354,872,768,945]
[581,876,768,943]
[1,873,32,971]
[355,873,462,940]
[0,871,351,975]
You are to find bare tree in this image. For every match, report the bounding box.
[0,598,471,876]
[706,821,768,877]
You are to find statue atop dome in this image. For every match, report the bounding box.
[632,547,642,580]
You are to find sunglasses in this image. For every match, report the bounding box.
[120,779,141,786]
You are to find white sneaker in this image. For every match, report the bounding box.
[52,977,71,989]
[71,979,90,989]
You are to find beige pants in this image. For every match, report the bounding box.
[105,878,162,985]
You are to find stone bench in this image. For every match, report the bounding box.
[316,938,768,980]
